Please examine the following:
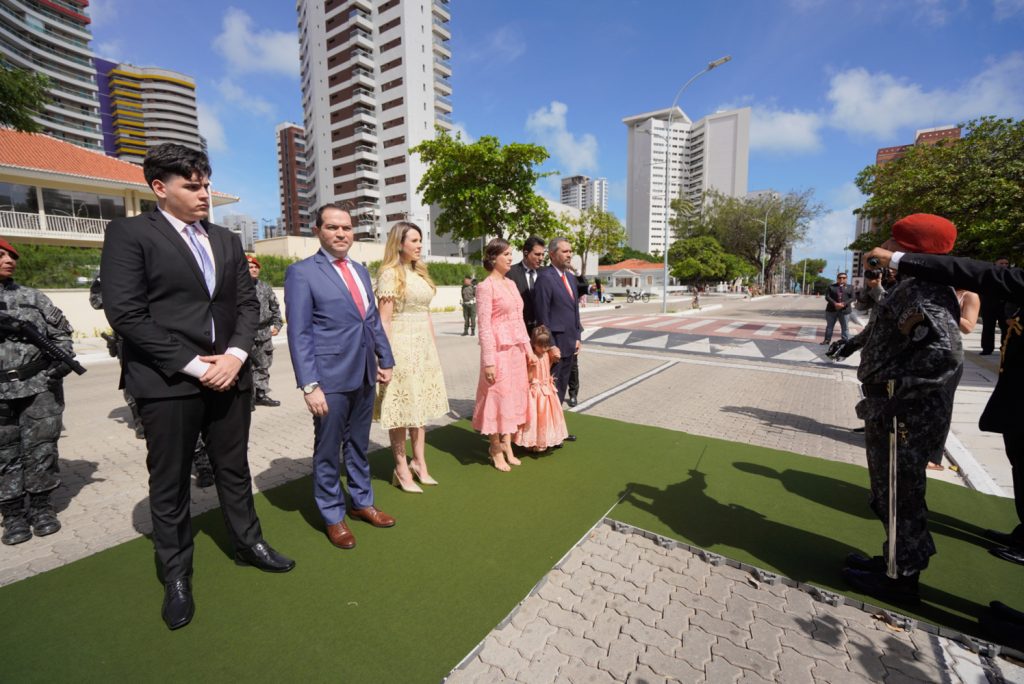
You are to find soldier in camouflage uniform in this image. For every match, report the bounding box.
[0,239,74,545]
[461,276,476,336]
[247,256,282,407]
[842,214,962,604]
[91,273,214,487]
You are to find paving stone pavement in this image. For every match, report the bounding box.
[447,522,1021,684]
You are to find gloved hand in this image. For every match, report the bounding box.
[826,340,850,359]
[46,360,74,380]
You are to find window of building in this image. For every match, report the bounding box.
[385,174,406,186]
[0,182,38,213]
[380,16,401,32]
[384,155,404,167]
[384,136,405,148]
[385,193,407,203]
[41,188,126,220]
[383,116,404,130]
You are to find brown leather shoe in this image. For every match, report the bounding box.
[326,521,355,549]
[349,506,396,528]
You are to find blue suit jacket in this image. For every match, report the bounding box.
[533,266,583,356]
[285,251,394,393]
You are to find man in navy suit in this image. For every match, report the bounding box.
[285,203,396,551]
[534,237,583,428]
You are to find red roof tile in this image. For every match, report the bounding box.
[0,128,235,199]
[598,259,664,272]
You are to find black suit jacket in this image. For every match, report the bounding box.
[100,210,259,399]
[825,283,854,313]
[899,253,1024,433]
[507,261,539,329]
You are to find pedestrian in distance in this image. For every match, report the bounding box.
[374,221,449,493]
[0,239,75,546]
[460,275,476,336]
[100,143,295,631]
[821,273,854,344]
[285,202,397,552]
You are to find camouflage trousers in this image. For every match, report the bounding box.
[861,386,955,575]
[251,336,274,395]
[462,303,476,334]
[0,388,63,502]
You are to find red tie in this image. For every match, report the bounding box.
[334,258,366,318]
[561,271,574,299]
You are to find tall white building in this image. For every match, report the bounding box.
[296,0,453,250]
[1,0,103,151]
[623,106,749,254]
[560,175,608,212]
[221,213,261,252]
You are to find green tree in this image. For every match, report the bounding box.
[667,236,755,286]
[851,116,1024,258]
[667,192,700,240]
[0,65,50,133]
[411,130,559,243]
[599,245,659,265]
[788,258,827,292]
[560,207,626,274]
[685,189,824,293]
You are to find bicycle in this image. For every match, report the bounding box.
[625,289,650,304]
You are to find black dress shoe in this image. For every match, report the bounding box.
[566,396,577,407]
[844,552,885,573]
[983,528,1022,546]
[991,545,1024,567]
[195,470,215,488]
[162,578,194,630]
[235,541,296,573]
[842,567,920,605]
[564,434,577,442]
[254,395,281,407]
[979,350,993,356]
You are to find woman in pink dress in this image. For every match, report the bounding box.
[514,325,569,451]
[472,238,531,471]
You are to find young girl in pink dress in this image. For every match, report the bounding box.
[514,325,569,452]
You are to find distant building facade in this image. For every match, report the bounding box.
[276,122,314,236]
[296,0,454,250]
[623,107,750,254]
[221,213,261,252]
[94,58,204,164]
[560,175,608,212]
[1,0,103,151]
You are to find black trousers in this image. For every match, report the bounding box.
[567,354,580,400]
[1001,429,1024,545]
[137,388,261,582]
[981,313,1007,354]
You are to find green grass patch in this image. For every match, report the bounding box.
[0,414,1019,681]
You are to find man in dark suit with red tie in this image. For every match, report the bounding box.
[534,237,583,433]
[285,203,396,552]
[101,144,294,631]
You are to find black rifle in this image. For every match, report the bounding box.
[0,312,86,376]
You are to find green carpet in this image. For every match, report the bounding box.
[2,414,1020,681]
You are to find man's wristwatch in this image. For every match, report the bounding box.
[301,382,320,394]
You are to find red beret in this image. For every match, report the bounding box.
[246,255,261,269]
[892,214,956,255]
[0,238,19,259]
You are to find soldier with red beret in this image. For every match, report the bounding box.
[247,256,282,408]
[843,214,963,603]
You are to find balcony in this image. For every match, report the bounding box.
[0,211,107,246]
[432,16,451,40]
[432,37,451,59]
[434,76,452,95]
[432,1,451,21]
[435,94,452,112]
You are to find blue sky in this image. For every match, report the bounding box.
[87,0,1024,273]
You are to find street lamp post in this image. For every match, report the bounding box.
[660,55,732,313]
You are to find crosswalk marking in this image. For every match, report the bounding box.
[772,346,821,362]
[678,318,718,331]
[627,334,669,349]
[714,321,745,334]
[796,326,819,341]
[753,323,779,337]
[643,318,679,329]
[591,331,632,345]
[581,328,601,341]
[714,340,764,358]
[669,337,711,353]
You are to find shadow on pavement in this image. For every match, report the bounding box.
[52,458,104,514]
[720,405,865,448]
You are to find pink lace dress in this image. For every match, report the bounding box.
[514,348,569,449]
[471,276,530,435]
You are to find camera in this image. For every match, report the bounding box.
[864,269,881,280]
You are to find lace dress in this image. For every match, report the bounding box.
[471,276,531,435]
[373,266,449,429]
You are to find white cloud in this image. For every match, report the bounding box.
[525,101,598,174]
[911,0,958,26]
[994,0,1024,19]
[749,106,825,153]
[213,7,299,78]
[86,0,116,27]
[93,40,123,62]
[197,103,227,152]
[215,78,274,118]
[465,25,525,64]
[448,121,475,143]
[826,53,1024,139]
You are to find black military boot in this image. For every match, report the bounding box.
[254,392,281,407]
[842,567,920,605]
[1,498,32,545]
[27,492,61,537]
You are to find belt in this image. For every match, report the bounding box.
[862,383,889,398]
[0,357,51,382]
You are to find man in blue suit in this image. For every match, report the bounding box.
[285,203,396,550]
[534,237,582,441]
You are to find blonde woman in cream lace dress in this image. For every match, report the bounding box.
[374,222,449,493]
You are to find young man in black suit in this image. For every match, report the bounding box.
[101,144,294,631]
[506,235,546,334]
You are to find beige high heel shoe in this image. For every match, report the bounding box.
[392,469,423,493]
[409,462,438,486]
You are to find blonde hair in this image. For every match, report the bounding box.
[378,221,435,302]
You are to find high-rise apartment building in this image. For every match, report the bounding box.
[851,125,961,277]
[296,0,453,249]
[94,58,204,164]
[0,0,103,150]
[560,175,608,212]
[221,213,261,252]
[623,106,750,254]
[276,122,314,235]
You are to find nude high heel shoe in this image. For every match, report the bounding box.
[392,470,423,493]
[409,462,438,486]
